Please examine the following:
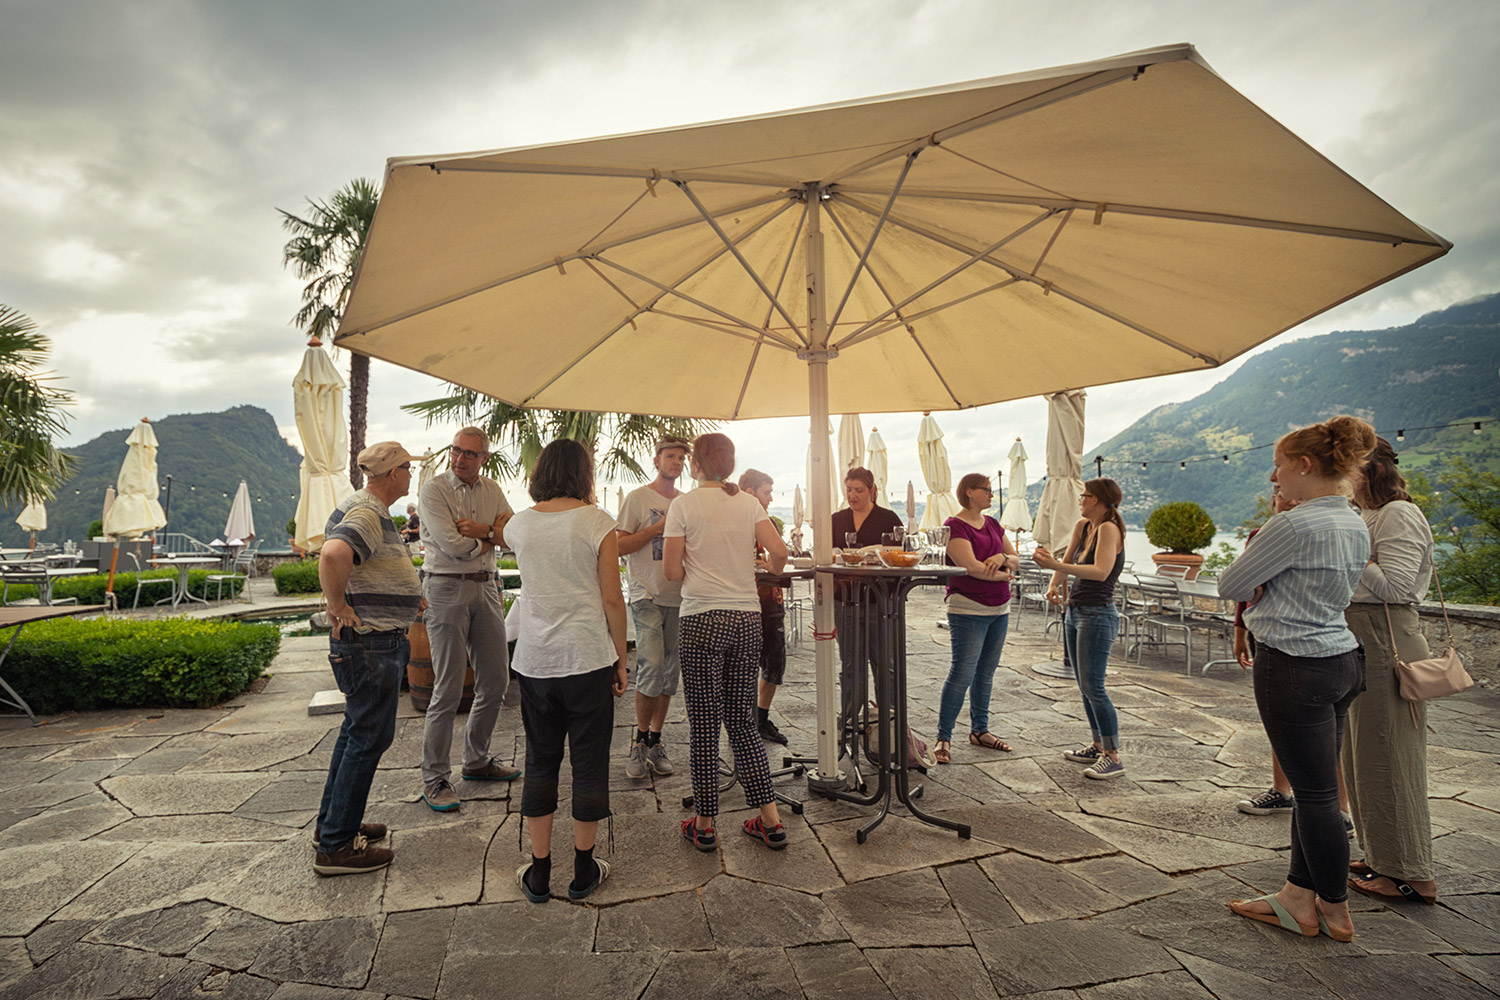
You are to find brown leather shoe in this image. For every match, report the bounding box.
[313,822,387,845]
[314,834,393,877]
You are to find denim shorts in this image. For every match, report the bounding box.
[631,599,681,697]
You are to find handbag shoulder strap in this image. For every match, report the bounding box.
[1429,565,1456,647]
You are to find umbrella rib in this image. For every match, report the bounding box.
[824,65,1142,184]
[757,201,808,331]
[672,180,807,345]
[852,201,1217,364]
[820,204,963,408]
[591,257,803,352]
[832,204,1060,345]
[422,159,790,190]
[650,309,801,350]
[835,186,1445,247]
[1030,208,1074,275]
[826,151,920,333]
[847,277,1022,343]
[338,192,790,339]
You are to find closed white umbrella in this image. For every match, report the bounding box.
[918,414,959,531]
[866,428,889,508]
[837,413,864,475]
[791,485,805,552]
[999,437,1033,532]
[334,43,1446,791]
[616,485,625,519]
[1031,391,1087,553]
[417,449,443,511]
[806,417,838,517]
[100,487,116,538]
[905,480,918,534]
[103,420,166,539]
[293,336,353,553]
[224,481,255,546]
[16,498,46,548]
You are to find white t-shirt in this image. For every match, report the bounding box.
[618,484,682,607]
[504,505,618,679]
[663,485,769,618]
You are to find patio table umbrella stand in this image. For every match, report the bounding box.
[15,499,46,550]
[332,43,1446,796]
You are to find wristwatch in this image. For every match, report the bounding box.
[485,525,494,541]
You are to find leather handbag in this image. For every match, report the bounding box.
[1384,568,1473,726]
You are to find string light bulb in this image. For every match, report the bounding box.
[1140,462,1148,470]
[1179,461,1186,470]
[1222,455,1229,463]
[1475,422,1483,434]
[1396,429,1405,442]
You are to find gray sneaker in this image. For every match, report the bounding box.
[625,740,648,780]
[646,742,674,776]
[1083,756,1126,780]
[422,778,460,811]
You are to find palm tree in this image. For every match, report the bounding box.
[279,178,380,488]
[0,305,76,506]
[404,388,713,485]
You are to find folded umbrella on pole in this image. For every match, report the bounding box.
[1032,392,1087,553]
[1000,437,1033,532]
[838,413,864,475]
[293,337,353,553]
[102,419,168,603]
[224,481,255,546]
[918,414,959,530]
[905,480,918,534]
[15,498,46,548]
[867,428,889,508]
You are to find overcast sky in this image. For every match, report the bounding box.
[3,0,1495,512]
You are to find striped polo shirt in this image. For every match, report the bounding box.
[325,491,422,632]
[1217,495,1370,657]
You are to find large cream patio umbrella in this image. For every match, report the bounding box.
[293,336,354,553]
[1031,390,1088,554]
[918,414,960,530]
[999,437,1033,533]
[791,485,804,553]
[866,427,889,507]
[333,43,1446,786]
[224,481,255,546]
[102,419,168,599]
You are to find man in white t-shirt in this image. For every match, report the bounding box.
[615,436,690,779]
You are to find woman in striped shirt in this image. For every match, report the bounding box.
[1219,415,1374,943]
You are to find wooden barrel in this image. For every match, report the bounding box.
[405,613,475,714]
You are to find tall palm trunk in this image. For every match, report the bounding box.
[348,353,369,489]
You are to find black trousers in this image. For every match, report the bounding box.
[517,665,615,822]
[1253,642,1364,903]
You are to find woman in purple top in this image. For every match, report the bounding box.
[933,473,1019,764]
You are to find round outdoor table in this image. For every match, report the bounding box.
[148,556,221,608]
[814,562,968,843]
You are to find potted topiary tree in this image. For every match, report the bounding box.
[1143,501,1216,579]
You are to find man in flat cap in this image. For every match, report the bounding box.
[313,441,424,876]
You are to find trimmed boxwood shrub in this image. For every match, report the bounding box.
[273,559,322,595]
[5,618,281,713]
[1,569,244,605]
[1144,501,1216,553]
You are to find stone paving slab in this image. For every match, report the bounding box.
[56,841,276,922]
[211,835,385,922]
[971,918,1181,994]
[0,942,185,1000]
[0,793,130,850]
[864,945,1001,1000]
[0,840,141,935]
[1062,813,1279,873]
[822,868,969,947]
[249,916,382,989]
[103,771,275,815]
[978,850,1124,923]
[785,941,894,999]
[367,908,453,998]
[382,816,498,912]
[701,874,847,948]
[643,947,803,1000]
[595,890,715,953]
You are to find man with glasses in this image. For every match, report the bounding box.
[417,427,517,811]
[616,436,690,779]
[314,442,423,875]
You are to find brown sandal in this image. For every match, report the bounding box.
[969,731,1012,752]
[933,740,951,764]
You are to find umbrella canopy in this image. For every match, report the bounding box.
[999,437,1033,532]
[103,420,166,539]
[616,485,625,518]
[837,413,864,475]
[866,427,889,507]
[1031,391,1087,552]
[333,42,1446,787]
[293,338,354,552]
[918,414,959,530]
[224,481,255,545]
[15,498,46,534]
[905,480,918,533]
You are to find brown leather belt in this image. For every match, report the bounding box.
[426,571,495,582]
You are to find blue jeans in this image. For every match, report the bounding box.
[937,612,1010,741]
[1064,604,1120,752]
[316,629,407,853]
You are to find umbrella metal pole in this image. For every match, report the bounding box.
[801,188,844,793]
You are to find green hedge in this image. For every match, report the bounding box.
[2,569,244,605]
[4,618,281,714]
[273,559,322,595]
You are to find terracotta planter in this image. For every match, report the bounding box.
[1150,552,1204,579]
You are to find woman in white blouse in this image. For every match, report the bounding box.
[1343,436,1439,905]
[501,439,629,904]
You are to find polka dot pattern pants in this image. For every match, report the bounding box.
[679,609,772,820]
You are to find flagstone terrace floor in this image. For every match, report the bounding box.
[1,580,1497,999]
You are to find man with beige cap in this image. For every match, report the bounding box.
[313,441,423,876]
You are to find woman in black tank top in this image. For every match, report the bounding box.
[1032,478,1127,780]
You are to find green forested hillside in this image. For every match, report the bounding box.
[1029,294,1500,528]
[0,406,304,549]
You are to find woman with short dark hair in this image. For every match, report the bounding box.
[500,438,629,903]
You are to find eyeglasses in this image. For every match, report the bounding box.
[397,463,412,472]
[973,486,994,493]
[450,445,484,461]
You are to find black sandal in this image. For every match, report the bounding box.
[1348,869,1436,905]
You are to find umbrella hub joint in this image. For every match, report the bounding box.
[796,348,839,362]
